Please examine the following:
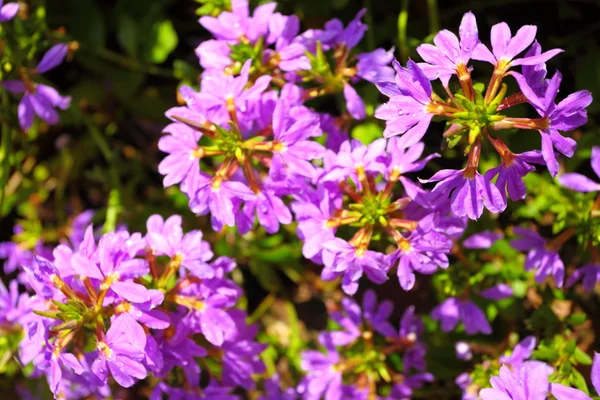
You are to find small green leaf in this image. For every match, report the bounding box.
[145,20,179,64]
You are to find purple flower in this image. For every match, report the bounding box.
[399,306,427,373]
[48,350,84,394]
[472,22,562,74]
[343,83,366,120]
[362,290,396,337]
[431,297,491,335]
[3,44,71,130]
[197,60,271,117]
[385,139,439,186]
[499,336,536,370]
[559,146,600,192]
[355,48,395,83]
[184,169,255,230]
[480,284,513,300]
[298,341,342,400]
[463,230,503,249]
[485,150,545,202]
[319,297,361,346]
[292,188,339,261]
[0,280,32,324]
[512,71,592,177]
[375,60,436,145]
[424,168,506,220]
[480,363,591,400]
[158,122,201,188]
[92,314,147,388]
[260,374,298,400]
[237,182,293,234]
[321,139,387,187]
[417,11,479,86]
[592,352,600,395]
[270,100,324,181]
[511,227,565,287]
[566,263,600,291]
[322,238,389,295]
[199,0,276,43]
[521,42,549,97]
[455,341,472,361]
[388,215,452,291]
[320,9,367,50]
[183,280,240,346]
[386,373,434,400]
[220,310,266,390]
[0,0,18,22]
[145,214,214,278]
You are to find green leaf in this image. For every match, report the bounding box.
[563,339,576,355]
[570,369,590,394]
[144,20,178,64]
[573,347,593,366]
[532,346,559,362]
[117,14,138,57]
[351,122,383,145]
[567,313,587,326]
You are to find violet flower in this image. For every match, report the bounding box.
[237,182,293,235]
[559,146,600,192]
[480,284,513,300]
[566,263,600,291]
[472,22,562,74]
[485,150,545,202]
[511,227,565,287]
[321,238,389,295]
[499,336,536,370]
[455,341,473,361]
[387,215,452,291]
[431,297,491,335]
[2,44,71,130]
[270,100,324,181]
[298,341,343,400]
[292,188,339,261]
[355,48,395,83]
[184,169,255,230]
[320,139,387,187]
[480,363,591,400]
[375,60,436,145]
[199,0,276,43]
[592,352,600,395]
[145,214,214,278]
[92,314,147,388]
[521,42,549,97]
[157,122,202,188]
[512,71,592,177]
[424,168,506,220]
[463,230,503,249]
[0,0,18,22]
[417,11,479,86]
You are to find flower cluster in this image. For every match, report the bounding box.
[14,214,264,398]
[159,0,395,232]
[298,290,433,399]
[376,12,592,219]
[293,138,458,294]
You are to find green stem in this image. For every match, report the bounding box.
[83,47,175,79]
[426,0,440,35]
[397,0,410,62]
[246,293,276,324]
[82,116,121,232]
[0,89,12,216]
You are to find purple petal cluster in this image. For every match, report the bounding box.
[2,44,71,130]
[14,214,264,398]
